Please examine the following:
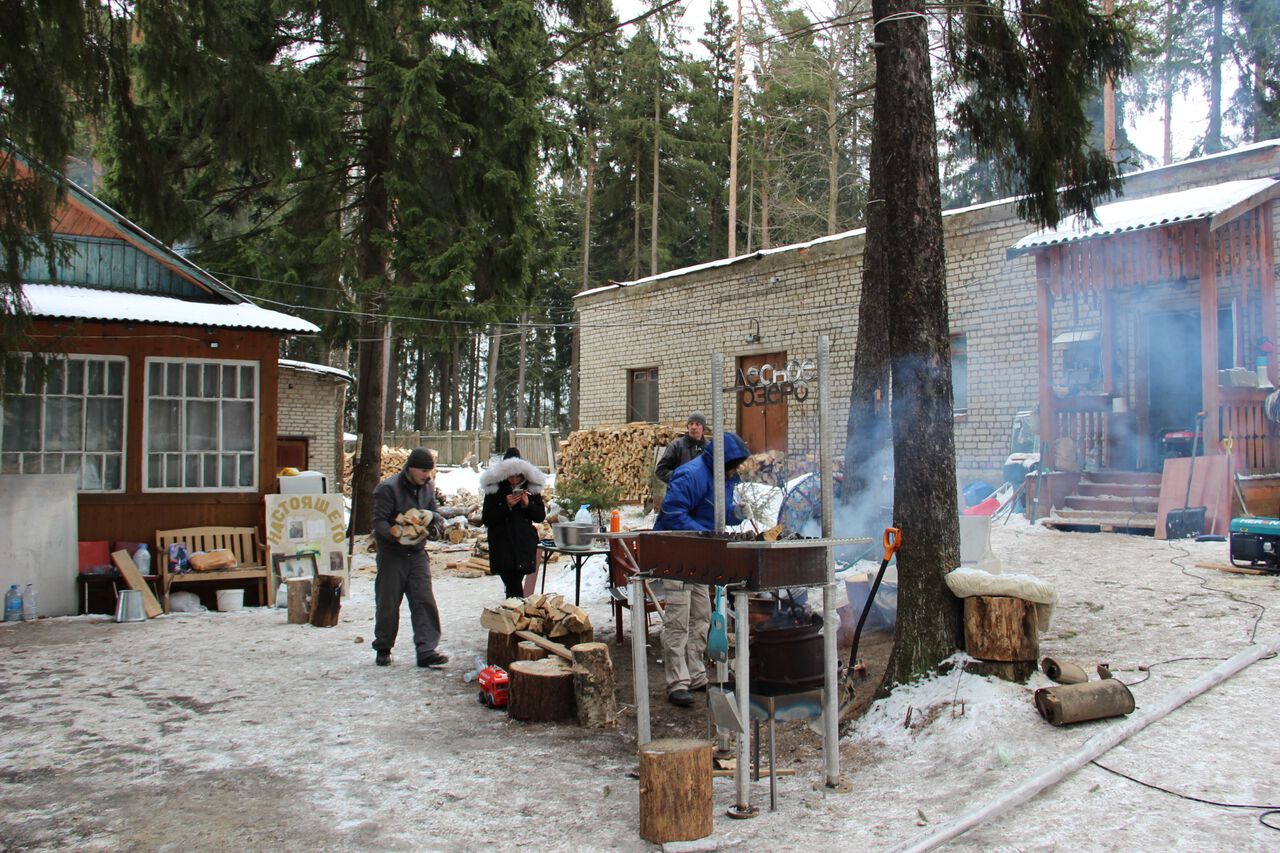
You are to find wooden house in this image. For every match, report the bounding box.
[2,162,318,549]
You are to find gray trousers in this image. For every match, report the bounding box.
[373,548,441,657]
[661,580,710,692]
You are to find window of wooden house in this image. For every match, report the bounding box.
[144,357,258,491]
[951,335,968,414]
[627,368,659,423]
[0,355,127,491]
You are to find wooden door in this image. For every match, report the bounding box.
[276,436,309,471]
[736,352,788,454]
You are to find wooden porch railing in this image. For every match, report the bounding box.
[1050,396,1111,470]
[1218,389,1276,474]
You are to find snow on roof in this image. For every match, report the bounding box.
[1009,177,1280,256]
[279,358,353,382]
[21,283,319,334]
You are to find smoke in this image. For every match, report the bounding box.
[786,442,895,563]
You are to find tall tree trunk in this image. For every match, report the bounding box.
[414,347,428,430]
[516,311,529,428]
[582,134,597,289]
[632,159,641,280]
[1161,0,1174,164]
[651,61,661,277]
[349,115,393,536]
[384,326,399,433]
[1206,0,1225,153]
[826,54,841,234]
[868,0,963,690]
[728,0,743,258]
[760,91,771,250]
[484,324,501,440]
[469,332,481,430]
[450,335,462,431]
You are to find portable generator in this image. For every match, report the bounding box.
[476,665,510,708]
[1229,517,1280,573]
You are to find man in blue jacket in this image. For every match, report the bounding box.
[653,431,750,706]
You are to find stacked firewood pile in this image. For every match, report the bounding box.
[480,593,592,639]
[556,422,686,505]
[447,521,558,574]
[342,447,439,497]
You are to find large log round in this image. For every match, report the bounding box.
[507,658,576,723]
[571,642,617,727]
[638,738,713,844]
[517,640,548,661]
[963,595,1039,663]
[486,630,521,671]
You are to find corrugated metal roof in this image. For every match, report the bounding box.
[22,283,319,333]
[1009,178,1280,256]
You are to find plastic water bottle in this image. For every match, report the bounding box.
[610,508,621,533]
[4,585,21,622]
[21,584,36,621]
[133,544,152,576]
[574,504,592,524]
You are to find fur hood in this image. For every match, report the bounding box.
[480,457,548,494]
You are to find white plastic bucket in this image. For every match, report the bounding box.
[216,589,245,612]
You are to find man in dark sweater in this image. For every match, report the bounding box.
[371,447,448,668]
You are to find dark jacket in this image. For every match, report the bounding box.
[480,456,548,575]
[655,434,707,484]
[372,467,440,554]
[654,433,750,532]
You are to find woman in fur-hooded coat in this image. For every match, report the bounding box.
[480,449,548,598]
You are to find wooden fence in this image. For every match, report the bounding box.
[383,427,559,470]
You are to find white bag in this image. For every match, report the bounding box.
[168,591,207,613]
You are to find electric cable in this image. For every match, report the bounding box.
[1089,759,1280,833]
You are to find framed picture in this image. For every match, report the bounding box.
[273,552,318,583]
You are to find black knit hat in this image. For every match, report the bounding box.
[503,447,521,460]
[406,447,435,470]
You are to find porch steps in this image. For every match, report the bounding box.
[1041,471,1161,535]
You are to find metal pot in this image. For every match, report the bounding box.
[749,618,825,695]
[551,521,600,550]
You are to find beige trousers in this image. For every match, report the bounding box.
[661,580,710,692]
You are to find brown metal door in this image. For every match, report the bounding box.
[736,352,788,454]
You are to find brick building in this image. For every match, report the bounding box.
[575,141,1280,489]
[276,359,352,493]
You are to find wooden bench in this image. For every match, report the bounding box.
[155,526,270,612]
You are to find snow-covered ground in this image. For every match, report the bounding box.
[1,478,1278,851]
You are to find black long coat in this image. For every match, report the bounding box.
[480,458,548,575]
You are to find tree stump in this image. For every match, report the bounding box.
[508,658,575,722]
[487,631,521,670]
[963,595,1038,681]
[638,738,713,844]
[286,578,312,625]
[308,575,342,628]
[571,642,617,727]
[517,640,548,661]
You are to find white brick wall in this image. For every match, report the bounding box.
[576,143,1280,486]
[277,367,347,492]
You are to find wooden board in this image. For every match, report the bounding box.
[513,629,573,661]
[1155,454,1231,539]
[110,550,163,618]
[1194,561,1271,576]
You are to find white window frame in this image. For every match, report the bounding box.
[142,356,259,493]
[0,354,129,493]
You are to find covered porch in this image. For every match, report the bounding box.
[1009,178,1280,479]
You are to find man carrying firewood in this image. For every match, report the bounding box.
[653,431,750,707]
[372,447,449,668]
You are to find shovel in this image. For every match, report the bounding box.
[1166,411,1207,539]
[846,527,901,674]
